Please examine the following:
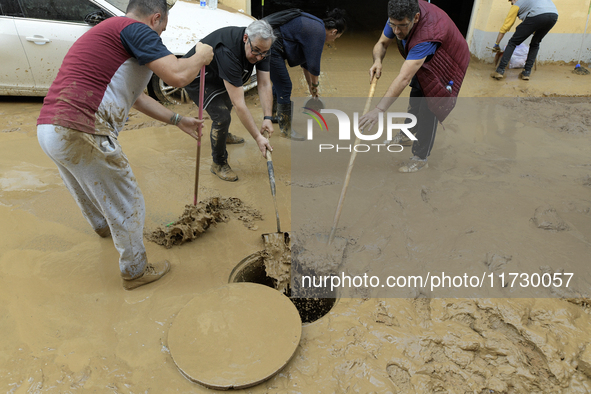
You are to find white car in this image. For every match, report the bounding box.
[0,0,256,103]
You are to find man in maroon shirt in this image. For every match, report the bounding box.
[359,0,469,173]
[37,0,213,290]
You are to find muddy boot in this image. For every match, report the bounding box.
[122,260,171,291]
[490,70,504,80]
[277,103,305,141]
[210,162,238,182]
[225,133,245,144]
[519,70,531,80]
[270,96,278,123]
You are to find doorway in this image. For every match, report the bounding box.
[249,0,475,36]
[431,0,475,37]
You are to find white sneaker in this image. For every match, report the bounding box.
[385,132,413,146]
[399,156,428,173]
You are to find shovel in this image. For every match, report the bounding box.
[261,130,290,249]
[303,97,325,112]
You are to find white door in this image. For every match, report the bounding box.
[12,0,102,91]
[15,19,92,91]
[0,12,35,94]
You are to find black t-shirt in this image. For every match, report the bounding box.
[184,26,270,108]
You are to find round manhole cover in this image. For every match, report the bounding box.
[168,282,301,390]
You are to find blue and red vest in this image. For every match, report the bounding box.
[398,0,470,122]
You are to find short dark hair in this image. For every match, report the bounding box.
[323,8,348,34]
[127,0,168,17]
[388,0,420,21]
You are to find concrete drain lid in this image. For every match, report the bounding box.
[168,282,301,390]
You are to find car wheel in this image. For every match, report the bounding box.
[149,74,191,105]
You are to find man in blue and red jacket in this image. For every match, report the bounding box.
[359,0,470,173]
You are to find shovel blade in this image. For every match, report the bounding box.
[262,232,290,249]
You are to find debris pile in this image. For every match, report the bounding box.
[145,197,262,248]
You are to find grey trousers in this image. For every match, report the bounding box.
[37,124,147,279]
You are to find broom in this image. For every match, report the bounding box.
[194,65,206,205]
[327,76,378,245]
[574,0,591,75]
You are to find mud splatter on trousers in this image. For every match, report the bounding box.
[37,124,147,279]
[206,92,234,165]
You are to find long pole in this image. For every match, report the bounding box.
[327,76,378,245]
[193,65,206,206]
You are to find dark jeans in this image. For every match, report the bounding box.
[185,82,234,165]
[206,92,233,165]
[408,76,438,160]
[497,13,558,73]
[270,40,292,105]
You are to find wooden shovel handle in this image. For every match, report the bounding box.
[328,76,379,244]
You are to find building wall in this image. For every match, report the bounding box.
[220,0,251,15]
[226,0,590,63]
[468,0,591,63]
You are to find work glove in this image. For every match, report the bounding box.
[492,44,501,53]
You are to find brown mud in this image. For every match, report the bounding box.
[1,31,591,393]
[572,66,590,75]
[291,232,347,276]
[261,235,291,294]
[145,196,262,248]
[261,232,347,296]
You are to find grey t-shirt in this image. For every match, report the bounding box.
[515,0,558,20]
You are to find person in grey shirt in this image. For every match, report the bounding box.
[491,0,558,81]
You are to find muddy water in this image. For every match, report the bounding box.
[1,31,591,392]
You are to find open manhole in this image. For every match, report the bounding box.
[229,252,337,324]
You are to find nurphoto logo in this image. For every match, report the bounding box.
[303,108,418,153]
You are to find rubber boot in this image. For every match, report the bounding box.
[270,96,278,123]
[277,102,305,141]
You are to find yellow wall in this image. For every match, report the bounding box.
[471,0,591,34]
[220,0,251,15]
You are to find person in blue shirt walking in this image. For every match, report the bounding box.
[264,8,347,140]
